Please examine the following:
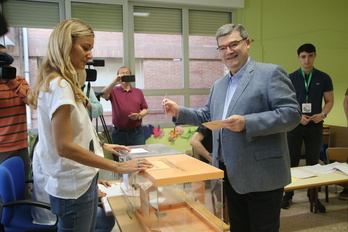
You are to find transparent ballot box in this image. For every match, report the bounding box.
[121,154,229,232]
[119,143,182,161]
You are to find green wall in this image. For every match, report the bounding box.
[236,0,348,126]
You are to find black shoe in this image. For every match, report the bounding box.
[340,188,348,194]
[339,189,348,200]
[281,195,292,209]
[313,200,326,213]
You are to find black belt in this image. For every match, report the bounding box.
[113,126,141,132]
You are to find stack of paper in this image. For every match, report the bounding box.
[98,182,123,215]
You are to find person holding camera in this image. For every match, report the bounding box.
[77,69,103,119]
[0,44,30,178]
[101,66,148,161]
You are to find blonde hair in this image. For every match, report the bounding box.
[28,18,94,109]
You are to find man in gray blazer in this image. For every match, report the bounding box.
[163,24,301,232]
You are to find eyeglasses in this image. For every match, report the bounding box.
[217,39,246,53]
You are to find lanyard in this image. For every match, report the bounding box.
[301,68,313,102]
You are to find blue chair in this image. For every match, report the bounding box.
[0,156,57,232]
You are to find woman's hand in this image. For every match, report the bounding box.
[114,158,153,174]
[102,143,131,157]
[97,179,111,187]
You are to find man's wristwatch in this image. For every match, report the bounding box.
[321,112,327,119]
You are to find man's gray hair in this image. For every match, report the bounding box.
[215,24,248,42]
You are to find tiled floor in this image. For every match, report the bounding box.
[280,186,348,232]
[111,225,121,232]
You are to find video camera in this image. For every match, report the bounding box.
[85,59,105,82]
[0,52,16,79]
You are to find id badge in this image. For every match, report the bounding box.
[302,103,312,113]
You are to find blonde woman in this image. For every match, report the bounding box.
[28,18,152,231]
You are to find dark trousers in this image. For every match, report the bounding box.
[112,126,145,161]
[220,163,283,232]
[287,122,323,167]
[285,122,323,198]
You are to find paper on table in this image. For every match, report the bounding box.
[299,164,336,175]
[130,148,148,153]
[101,197,112,215]
[291,169,316,179]
[202,120,225,130]
[334,163,348,175]
[98,182,123,197]
[98,182,123,215]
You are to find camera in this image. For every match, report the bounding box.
[85,59,105,82]
[0,52,16,79]
[121,75,135,82]
[0,66,16,79]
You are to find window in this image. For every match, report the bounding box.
[188,10,231,108]
[1,1,234,128]
[71,2,124,117]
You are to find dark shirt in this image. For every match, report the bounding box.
[195,126,212,163]
[289,68,333,116]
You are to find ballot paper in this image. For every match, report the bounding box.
[130,148,149,154]
[202,120,225,130]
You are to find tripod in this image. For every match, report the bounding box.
[84,81,112,144]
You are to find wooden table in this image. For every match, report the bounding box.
[284,168,348,213]
[108,195,144,231]
[107,169,348,232]
[108,193,230,232]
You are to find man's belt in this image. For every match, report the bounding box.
[113,125,141,132]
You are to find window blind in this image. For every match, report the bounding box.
[134,6,181,35]
[3,0,60,28]
[189,10,232,36]
[71,2,122,32]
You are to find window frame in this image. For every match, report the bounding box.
[2,0,237,128]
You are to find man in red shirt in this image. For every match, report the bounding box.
[102,66,148,161]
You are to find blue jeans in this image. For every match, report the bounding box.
[112,126,145,161]
[50,175,98,232]
[95,205,115,232]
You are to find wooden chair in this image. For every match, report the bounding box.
[326,147,348,195]
[326,147,348,163]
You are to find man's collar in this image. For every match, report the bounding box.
[120,85,132,92]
